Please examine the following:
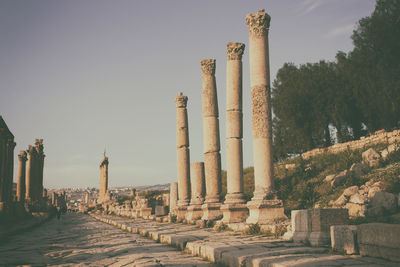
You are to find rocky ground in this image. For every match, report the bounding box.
[0,213,214,266]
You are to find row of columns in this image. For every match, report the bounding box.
[16,139,45,204]
[172,9,285,225]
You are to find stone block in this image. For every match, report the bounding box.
[309,209,349,246]
[221,203,249,223]
[362,148,381,167]
[358,223,400,262]
[330,225,358,254]
[201,202,222,221]
[291,209,311,243]
[369,191,397,216]
[155,205,169,216]
[246,199,286,224]
[186,205,203,223]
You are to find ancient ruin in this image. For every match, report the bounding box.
[0,116,16,212]
[25,139,45,204]
[221,42,249,223]
[245,9,285,224]
[16,150,27,202]
[175,92,191,221]
[186,162,205,222]
[98,154,109,203]
[200,59,223,221]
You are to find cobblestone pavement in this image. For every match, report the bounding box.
[91,213,399,267]
[0,213,214,266]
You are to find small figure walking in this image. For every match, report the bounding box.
[56,206,61,220]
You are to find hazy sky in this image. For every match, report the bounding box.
[1,0,376,189]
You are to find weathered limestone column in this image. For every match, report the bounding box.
[17,150,27,202]
[175,92,191,221]
[85,191,90,203]
[200,59,223,221]
[169,182,178,215]
[98,155,109,203]
[186,162,205,222]
[35,139,45,201]
[246,9,285,224]
[221,42,249,223]
[25,145,36,202]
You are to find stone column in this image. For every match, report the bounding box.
[175,92,191,221]
[186,162,205,222]
[200,59,222,221]
[98,156,109,203]
[221,42,249,223]
[35,139,45,201]
[25,145,35,202]
[17,150,27,202]
[245,9,285,224]
[85,191,89,203]
[169,182,178,215]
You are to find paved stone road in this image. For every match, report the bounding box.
[0,213,214,266]
[92,214,399,267]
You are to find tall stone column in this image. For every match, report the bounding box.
[246,9,285,224]
[186,162,205,222]
[169,182,178,215]
[200,59,222,221]
[17,150,27,202]
[98,155,109,203]
[25,145,36,202]
[35,139,45,201]
[221,42,249,223]
[175,92,191,221]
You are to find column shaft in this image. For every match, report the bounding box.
[175,92,191,206]
[17,151,27,202]
[225,42,246,203]
[201,59,222,203]
[190,162,205,205]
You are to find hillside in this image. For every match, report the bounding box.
[221,130,400,222]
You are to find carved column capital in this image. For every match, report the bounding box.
[245,8,270,38]
[18,150,27,162]
[175,92,188,108]
[201,59,216,75]
[227,42,245,60]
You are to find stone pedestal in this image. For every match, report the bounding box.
[176,205,188,222]
[140,207,152,218]
[201,59,222,220]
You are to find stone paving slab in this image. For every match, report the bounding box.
[91,213,399,267]
[0,213,215,266]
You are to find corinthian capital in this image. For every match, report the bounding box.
[227,42,245,60]
[200,59,216,75]
[175,92,188,108]
[18,150,27,162]
[245,8,270,38]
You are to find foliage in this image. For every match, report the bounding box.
[246,223,261,235]
[272,0,400,158]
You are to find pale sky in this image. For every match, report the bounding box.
[0,0,376,189]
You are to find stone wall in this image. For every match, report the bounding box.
[301,129,400,160]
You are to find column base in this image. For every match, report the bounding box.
[246,199,286,224]
[140,207,152,218]
[186,204,203,223]
[224,192,246,204]
[201,202,222,221]
[176,205,188,222]
[221,203,249,223]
